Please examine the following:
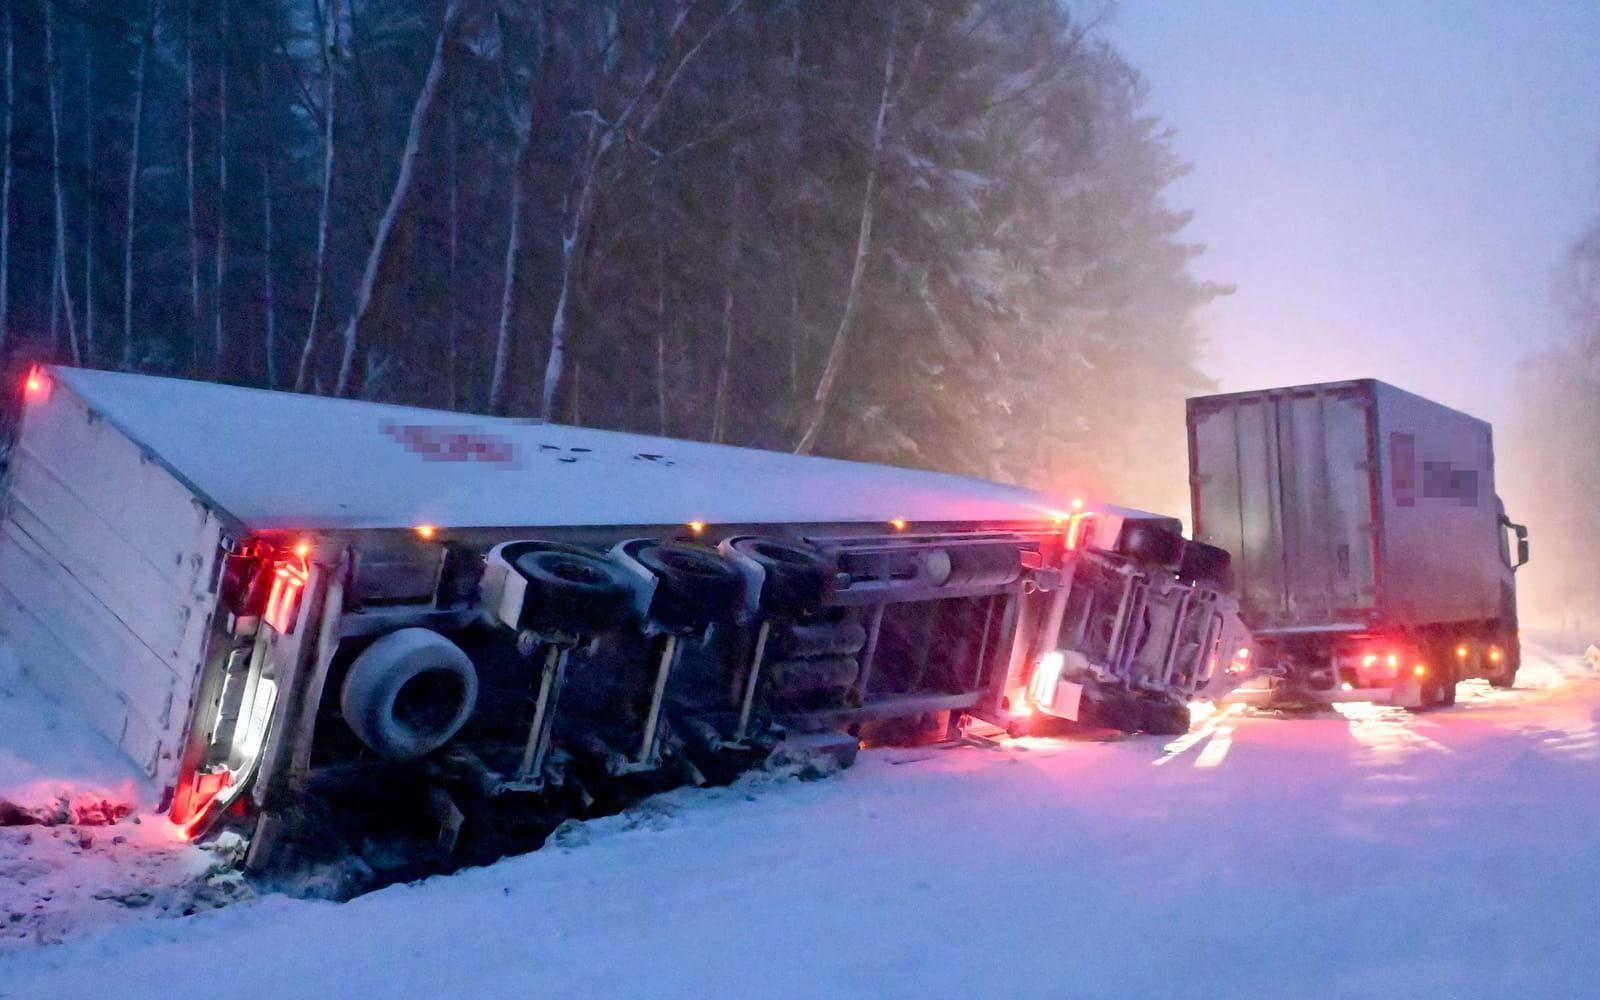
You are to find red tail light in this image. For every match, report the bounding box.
[264,559,308,633]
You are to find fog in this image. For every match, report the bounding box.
[1113,0,1600,634]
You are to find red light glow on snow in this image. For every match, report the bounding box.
[23,367,48,401]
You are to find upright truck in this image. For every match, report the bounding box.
[1187,379,1529,709]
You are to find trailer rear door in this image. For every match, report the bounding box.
[1189,385,1377,631]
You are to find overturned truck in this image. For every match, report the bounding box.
[1,367,1246,878]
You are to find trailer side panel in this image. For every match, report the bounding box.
[1370,382,1500,626]
[0,381,223,790]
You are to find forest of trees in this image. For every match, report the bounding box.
[0,0,1221,509]
[1511,200,1600,635]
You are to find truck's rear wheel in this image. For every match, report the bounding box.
[341,628,479,760]
[734,538,836,615]
[635,541,745,627]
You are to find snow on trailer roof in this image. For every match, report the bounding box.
[44,366,1077,534]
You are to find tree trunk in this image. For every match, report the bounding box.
[185,0,200,369]
[294,0,338,393]
[539,115,600,421]
[43,1,79,364]
[487,137,526,415]
[261,154,277,388]
[212,0,229,378]
[334,0,459,399]
[539,2,743,421]
[655,211,668,435]
[445,104,459,409]
[786,0,802,412]
[121,1,155,370]
[81,28,94,362]
[793,12,898,455]
[0,5,13,356]
[710,171,741,444]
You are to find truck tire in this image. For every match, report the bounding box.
[1115,522,1185,569]
[636,542,745,627]
[735,538,835,615]
[771,619,869,659]
[341,628,478,761]
[1137,697,1192,735]
[1177,541,1232,588]
[1437,658,1459,707]
[514,547,636,633]
[1488,629,1520,688]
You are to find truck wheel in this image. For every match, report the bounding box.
[771,619,868,659]
[736,538,836,615]
[1137,697,1192,735]
[1488,630,1520,688]
[341,629,478,761]
[1177,541,1232,588]
[1115,522,1185,568]
[1437,659,1459,707]
[637,542,745,626]
[515,547,636,633]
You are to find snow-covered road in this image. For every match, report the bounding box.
[4,641,1598,999]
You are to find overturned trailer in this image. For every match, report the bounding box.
[1,367,1245,878]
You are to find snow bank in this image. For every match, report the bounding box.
[2,641,1598,997]
[0,643,154,817]
[0,641,230,950]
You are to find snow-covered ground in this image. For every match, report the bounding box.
[4,638,1598,998]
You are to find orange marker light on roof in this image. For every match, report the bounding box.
[687,521,706,536]
[293,540,312,560]
[1071,497,1085,511]
[889,518,908,531]
[23,367,47,400]
[1414,663,1428,678]
[1456,644,1469,659]
[415,524,437,541]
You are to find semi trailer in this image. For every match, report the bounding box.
[1187,379,1529,709]
[0,366,1246,881]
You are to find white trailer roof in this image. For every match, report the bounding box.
[44,367,1077,533]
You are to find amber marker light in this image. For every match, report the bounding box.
[415,524,438,541]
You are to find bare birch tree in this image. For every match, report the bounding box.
[539,0,745,420]
[0,4,12,355]
[710,167,741,443]
[81,26,94,361]
[122,0,157,369]
[294,0,338,393]
[334,0,462,398]
[792,10,899,455]
[44,1,80,363]
[212,0,229,376]
[261,153,277,388]
[186,0,201,363]
[445,105,459,408]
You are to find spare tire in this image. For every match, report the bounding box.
[514,546,636,633]
[636,542,745,627]
[1178,540,1232,588]
[1115,521,1186,569]
[341,628,478,761]
[736,538,836,614]
[771,619,868,660]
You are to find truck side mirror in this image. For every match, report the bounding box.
[1514,523,1530,569]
